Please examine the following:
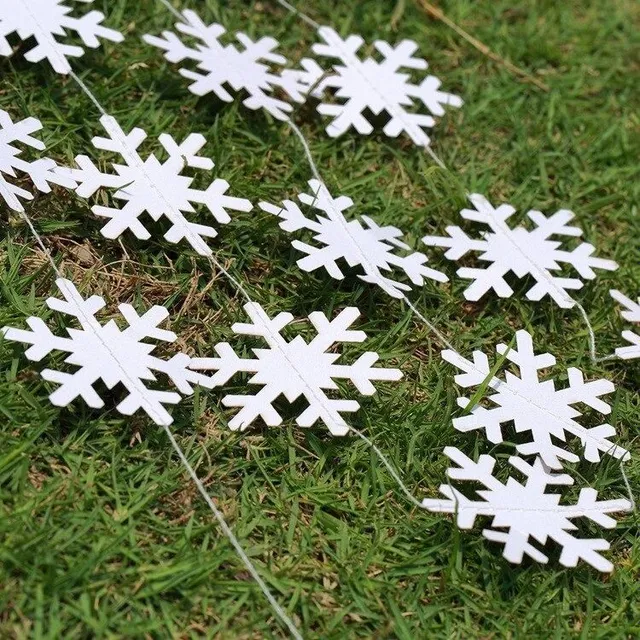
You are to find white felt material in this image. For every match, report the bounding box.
[423,194,617,308]
[422,447,631,572]
[190,302,402,435]
[143,10,307,121]
[0,0,123,74]
[60,115,252,256]
[260,179,447,299]
[285,26,462,146]
[442,329,629,469]
[0,109,76,211]
[2,279,208,425]
[610,290,640,360]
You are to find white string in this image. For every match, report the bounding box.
[156,0,184,22]
[273,0,321,29]
[160,423,304,640]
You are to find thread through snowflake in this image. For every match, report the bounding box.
[423,194,617,308]
[0,0,123,74]
[190,302,402,434]
[2,279,208,425]
[442,329,629,469]
[422,447,631,572]
[143,9,307,121]
[61,115,252,255]
[260,179,447,298]
[0,109,76,211]
[285,26,462,146]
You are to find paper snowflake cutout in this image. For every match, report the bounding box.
[189,302,401,435]
[2,279,208,425]
[611,290,640,359]
[287,26,462,146]
[143,9,307,121]
[259,179,447,298]
[423,194,617,308]
[422,447,631,572]
[0,0,123,74]
[62,115,252,256]
[0,109,76,211]
[442,329,629,469]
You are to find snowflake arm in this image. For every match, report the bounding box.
[423,194,617,308]
[143,9,307,121]
[259,179,447,299]
[422,447,631,571]
[295,26,462,146]
[0,110,76,211]
[189,302,402,435]
[60,115,252,255]
[2,279,208,425]
[610,290,640,359]
[442,329,629,468]
[0,0,123,74]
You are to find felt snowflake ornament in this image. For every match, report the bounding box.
[423,194,617,308]
[189,303,402,435]
[0,109,76,211]
[285,26,462,146]
[0,0,123,74]
[422,447,631,572]
[259,179,447,298]
[610,290,640,360]
[2,279,208,425]
[61,115,252,256]
[442,329,629,469]
[143,9,307,121]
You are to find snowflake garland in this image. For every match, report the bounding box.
[0,109,76,211]
[143,9,308,121]
[0,0,123,74]
[422,194,618,308]
[285,26,462,146]
[60,115,252,256]
[259,179,447,298]
[610,290,640,360]
[442,329,629,469]
[189,302,402,435]
[2,279,209,425]
[422,447,631,572]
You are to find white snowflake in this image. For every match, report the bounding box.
[422,447,631,572]
[442,329,629,469]
[61,114,252,256]
[422,194,618,308]
[189,302,402,435]
[611,290,640,359]
[0,0,123,74]
[259,179,447,299]
[286,26,462,146]
[143,9,307,121]
[2,278,209,425]
[0,109,76,211]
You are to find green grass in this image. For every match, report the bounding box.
[1,0,639,637]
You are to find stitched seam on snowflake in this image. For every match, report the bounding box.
[487,213,576,306]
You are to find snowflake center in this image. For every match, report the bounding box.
[66,322,156,387]
[335,60,412,112]
[483,227,561,276]
[115,156,194,214]
[251,336,340,399]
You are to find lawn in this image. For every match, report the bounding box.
[0,0,639,637]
